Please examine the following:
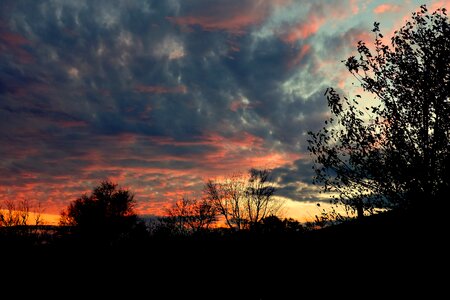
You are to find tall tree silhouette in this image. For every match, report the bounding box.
[60,180,143,244]
[204,169,282,230]
[308,6,450,217]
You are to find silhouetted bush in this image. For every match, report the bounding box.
[60,180,146,245]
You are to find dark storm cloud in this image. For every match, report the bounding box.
[1,0,397,214]
[271,158,326,203]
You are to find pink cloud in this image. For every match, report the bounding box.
[0,24,35,64]
[229,99,260,111]
[134,85,187,94]
[0,131,300,217]
[429,1,450,11]
[167,0,291,35]
[280,1,353,44]
[282,15,325,43]
[0,31,29,46]
[167,14,261,35]
[349,0,359,14]
[229,100,243,112]
[288,44,311,68]
[58,120,88,128]
[373,4,401,14]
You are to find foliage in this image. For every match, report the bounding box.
[60,180,144,243]
[260,215,304,234]
[308,6,450,216]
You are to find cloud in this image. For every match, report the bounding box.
[167,0,290,35]
[2,0,436,218]
[429,1,450,11]
[288,44,312,68]
[282,15,326,43]
[134,85,187,94]
[373,4,402,14]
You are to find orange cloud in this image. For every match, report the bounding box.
[134,85,187,94]
[373,4,401,14]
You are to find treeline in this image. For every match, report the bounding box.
[57,171,307,246]
[1,172,313,248]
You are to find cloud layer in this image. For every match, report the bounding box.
[0,0,444,216]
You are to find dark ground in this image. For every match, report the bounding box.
[1,209,446,298]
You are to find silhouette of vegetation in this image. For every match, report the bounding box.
[165,197,218,234]
[204,168,283,230]
[259,215,304,235]
[308,6,450,217]
[60,180,146,245]
[0,199,31,226]
[1,14,447,296]
[3,8,447,296]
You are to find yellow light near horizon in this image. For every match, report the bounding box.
[0,210,60,226]
[281,198,348,223]
[33,212,60,225]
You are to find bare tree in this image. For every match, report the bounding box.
[204,169,282,230]
[165,197,191,234]
[190,198,217,231]
[4,200,19,226]
[166,197,218,233]
[33,201,44,226]
[1,200,18,226]
[0,199,30,226]
[204,174,246,230]
[246,169,280,228]
[18,199,30,226]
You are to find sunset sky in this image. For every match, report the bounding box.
[1,0,448,221]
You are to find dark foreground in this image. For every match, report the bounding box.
[1,209,445,298]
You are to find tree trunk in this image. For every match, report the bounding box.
[356,202,364,219]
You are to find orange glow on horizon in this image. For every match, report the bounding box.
[0,210,60,226]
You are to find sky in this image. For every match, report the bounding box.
[1,0,448,221]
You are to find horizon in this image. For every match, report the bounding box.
[1,199,342,226]
[1,0,448,220]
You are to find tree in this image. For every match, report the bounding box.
[260,215,304,235]
[0,199,30,227]
[33,201,44,226]
[308,5,450,218]
[165,197,218,234]
[60,180,144,244]
[204,169,282,230]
